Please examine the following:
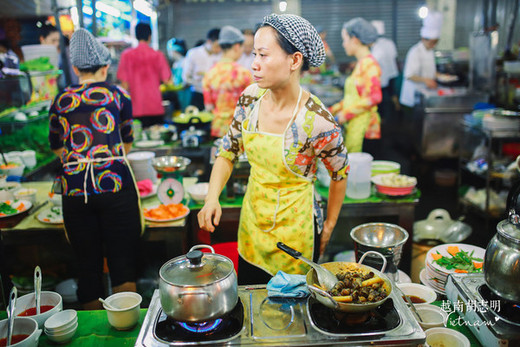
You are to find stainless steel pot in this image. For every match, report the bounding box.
[159,244,238,322]
[484,182,520,302]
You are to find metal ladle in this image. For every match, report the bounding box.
[34,266,41,315]
[7,287,17,346]
[277,242,337,291]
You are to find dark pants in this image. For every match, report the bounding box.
[62,185,141,303]
[237,219,321,285]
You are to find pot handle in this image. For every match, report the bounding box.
[189,244,215,253]
[359,251,387,273]
[307,284,339,309]
[177,291,211,304]
[276,242,301,258]
[188,116,202,125]
[426,209,452,222]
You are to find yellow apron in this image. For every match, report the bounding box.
[343,74,372,153]
[238,88,315,275]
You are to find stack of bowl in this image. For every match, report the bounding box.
[127,151,157,183]
[44,309,78,344]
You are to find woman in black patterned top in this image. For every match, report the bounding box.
[48,28,142,310]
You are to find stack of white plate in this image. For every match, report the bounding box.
[420,243,485,295]
[44,309,78,344]
[127,151,157,183]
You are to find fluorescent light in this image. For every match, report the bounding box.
[71,6,79,27]
[279,1,287,12]
[96,1,121,17]
[133,0,155,17]
[83,5,93,15]
[418,6,428,19]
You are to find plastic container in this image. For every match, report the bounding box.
[102,292,142,330]
[346,152,373,199]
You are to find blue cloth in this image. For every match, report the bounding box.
[266,271,309,298]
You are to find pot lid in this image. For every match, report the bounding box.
[160,250,234,286]
[174,106,213,123]
[498,219,520,243]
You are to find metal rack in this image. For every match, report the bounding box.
[458,119,520,228]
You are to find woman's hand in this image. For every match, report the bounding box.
[197,200,222,232]
[328,103,340,115]
[319,219,335,256]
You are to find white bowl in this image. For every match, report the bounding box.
[397,283,437,305]
[187,182,209,203]
[0,161,25,177]
[14,188,38,205]
[45,322,78,344]
[415,304,448,330]
[14,291,63,328]
[21,150,37,169]
[1,181,21,192]
[48,192,62,207]
[44,309,77,332]
[103,292,142,330]
[44,317,77,335]
[45,320,78,337]
[0,317,42,347]
[425,327,470,347]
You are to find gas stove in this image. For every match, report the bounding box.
[445,273,520,347]
[135,285,425,346]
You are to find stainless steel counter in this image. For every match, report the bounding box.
[136,285,426,346]
[413,89,489,158]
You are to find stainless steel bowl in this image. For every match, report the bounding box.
[152,156,191,174]
[351,222,409,248]
[350,223,409,282]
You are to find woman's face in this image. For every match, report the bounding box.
[341,28,355,56]
[41,31,60,51]
[251,26,294,89]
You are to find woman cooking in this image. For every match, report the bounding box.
[329,18,382,155]
[198,14,349,285]
[48,29,142,309]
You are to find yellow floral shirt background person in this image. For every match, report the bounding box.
[203,58,253,138]
[329,55,382,153]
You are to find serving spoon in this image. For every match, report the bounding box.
[98,297,116,310]
[7,287,17,346]
[396,286,423,323]
[277,242,337,291]
[34,266,41,315]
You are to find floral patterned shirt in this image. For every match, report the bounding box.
[48,82,134,196]
[218,84,349,181]
[330,55,382,139]
[202,59,253,137]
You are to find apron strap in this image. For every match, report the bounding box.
[64,156,125,204]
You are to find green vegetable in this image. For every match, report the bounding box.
[433,250,483,273]
[0,202,18,215]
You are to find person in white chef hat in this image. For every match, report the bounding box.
[399,11,443,108]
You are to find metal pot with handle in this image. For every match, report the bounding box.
[306,251,393,313]
[159,244,238,322]
[484,181,520,302]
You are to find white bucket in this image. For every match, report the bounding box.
[346,152,373,199]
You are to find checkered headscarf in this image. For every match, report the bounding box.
[70,28,111,69]
[262,13,325,67]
